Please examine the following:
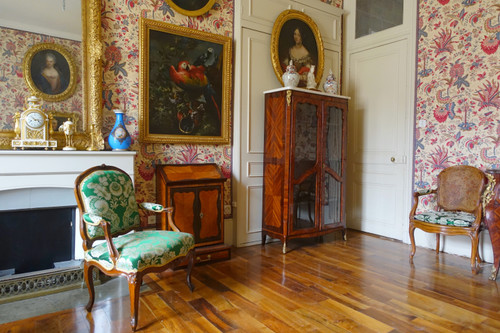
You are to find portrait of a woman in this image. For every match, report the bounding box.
[31,50,70,95]
[24,43,76,102]
[279,20,318,87]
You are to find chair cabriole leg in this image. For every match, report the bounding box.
[435,233,440,254]
[127,274,141,331]
[409,223,416,262]
[470,232,479,274]
[83,263,95,312]
[186,250,195,292]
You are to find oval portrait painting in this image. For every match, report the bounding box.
[271,10,324,88]
[23,43,76,102]
[166,0,215,16]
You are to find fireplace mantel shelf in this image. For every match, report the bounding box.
[0,150,136,191]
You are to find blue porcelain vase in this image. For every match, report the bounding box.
[108,109,131,151]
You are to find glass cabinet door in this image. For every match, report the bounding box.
[322,105,343,226]
[292,102,318,231]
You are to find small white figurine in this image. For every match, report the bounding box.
[306,65,316,89]
[61,118,76,150]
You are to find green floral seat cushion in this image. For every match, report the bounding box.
[80,170,140,239]
[414,211,476,227]
[85,230,195,273]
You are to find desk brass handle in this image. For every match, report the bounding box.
[196,254,211,262]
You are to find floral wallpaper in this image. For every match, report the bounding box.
[100,0,234,219]
[0,27,82,131]
[321,0,343,8]
[415,0,499,192]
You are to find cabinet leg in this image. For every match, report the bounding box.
[342,229,347,241]
[261,232,267,246]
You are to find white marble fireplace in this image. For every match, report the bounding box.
[0,150,136,266]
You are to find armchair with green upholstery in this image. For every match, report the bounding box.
[74,164,195,331]
[409,165,487,274]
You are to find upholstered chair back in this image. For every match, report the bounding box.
[78,168,140,240]
[436,165,486,213]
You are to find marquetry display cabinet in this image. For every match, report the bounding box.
[262,87,349,253]
[156,164,230,264]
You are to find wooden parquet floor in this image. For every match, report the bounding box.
[2,230,500,332]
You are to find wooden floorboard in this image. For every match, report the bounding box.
[1,230,499,332]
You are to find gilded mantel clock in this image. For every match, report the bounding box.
[12,96,57,150]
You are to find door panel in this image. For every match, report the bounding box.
[199,188,221,239]
[292,101,319,233]
[241,0,290,30]
[344,1,415,241]
[236,28,277,247]
[350,42,408,165]
[323,104,344,227]
[347,42,409,240]
[172,191,195,235]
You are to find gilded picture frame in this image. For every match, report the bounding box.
[23,43,77,102]
[165,0,215,17]
[271,10,324,88]
[139,18,232,144]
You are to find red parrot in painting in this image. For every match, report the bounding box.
[169,60,208,92]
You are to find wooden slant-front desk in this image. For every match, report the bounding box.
[156,164,230,265]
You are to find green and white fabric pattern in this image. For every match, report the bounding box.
[80,170,140,239]
[414,210,476,227]
[85,230,194,273]
[139,202,164,212]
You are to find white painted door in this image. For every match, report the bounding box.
[234,28,277,247]
[344,1,416,241]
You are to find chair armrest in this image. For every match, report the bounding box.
[82,213,120,264]
[164,207,181,232]
[83,212,107,226]
[409,189,437,217]
[138,203,182,232]
[139,202,164,212]
[413,189,437,197]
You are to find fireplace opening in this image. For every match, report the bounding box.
[0,206,76,276]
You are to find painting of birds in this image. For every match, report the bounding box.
[169,60,208,91]
[145,21,230,140]
[193,47,218,67]
[169,58,221,121]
